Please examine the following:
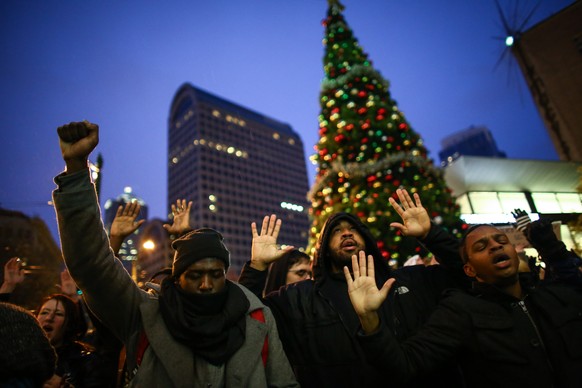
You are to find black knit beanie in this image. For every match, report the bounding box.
[0,302,57,384]
[171,228,230,277]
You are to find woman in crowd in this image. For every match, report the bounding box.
[264,249,312,296]
[37,294,109,387]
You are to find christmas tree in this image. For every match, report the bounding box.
[308,0,465,266]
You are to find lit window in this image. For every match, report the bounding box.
[556,193,582,212]
[172,157,179,164]
[468,192,502,214]
[273,133,280,140]
[456,194,472,214]
[532,193,561,213]
[212,110,221,118]
[498,192,531,214]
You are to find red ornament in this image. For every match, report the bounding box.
[361,137,369,143]
[377,241,385,248]
[357,211,365,218]
[385,174,393,181]
[357,107,367,115]
[377,108,387,115]
[376,115,384,121]
[345,124,354,131]
[331,107,340,114]
[361,122,370,130]
[334,134,345,142]
[393,180,400,187]
[366,175,377,183]
[358,91,366,98]
[398,123,408,130]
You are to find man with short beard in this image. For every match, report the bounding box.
[346,224,582,387]
[52,121,298,388]
[239,201,469,388]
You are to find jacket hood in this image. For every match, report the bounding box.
[312,212,391,282]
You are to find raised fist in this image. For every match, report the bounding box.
[57,120,99,173]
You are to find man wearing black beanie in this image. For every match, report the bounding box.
[53,121,298,387]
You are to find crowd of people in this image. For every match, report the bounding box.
[1,119,581,387]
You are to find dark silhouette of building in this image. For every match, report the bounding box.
[168,84,310,277]
[509,1,582,162]
[0,208,61,309]
[439,125,506,165]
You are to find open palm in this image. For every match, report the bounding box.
[251,215,293,270]
[344,251,394,316]
[389,188,430,238]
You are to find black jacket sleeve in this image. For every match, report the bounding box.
[237,261,268,298]
[419,223,470,289]
[357,295,467,384]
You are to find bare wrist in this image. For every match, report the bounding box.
[65,158,88,174]
[359,312,380,335]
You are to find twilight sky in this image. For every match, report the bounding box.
[0,0,571,242]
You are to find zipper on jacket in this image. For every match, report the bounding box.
[517,300,556,380]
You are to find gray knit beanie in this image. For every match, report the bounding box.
[0,302,57,384]
[171,228,230,277]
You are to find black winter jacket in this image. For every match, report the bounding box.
[358,281,582,387]
[239,213,467,388]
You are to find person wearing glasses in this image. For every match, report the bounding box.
[263,249,312,297]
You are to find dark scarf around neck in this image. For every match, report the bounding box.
[158,278,250,365]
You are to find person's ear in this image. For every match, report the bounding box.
[463,263,476,278]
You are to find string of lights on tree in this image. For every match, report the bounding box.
[308,0,466,265]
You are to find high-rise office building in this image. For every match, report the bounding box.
[439,125,506,165]
[510,1,582,162]
[168,84,310,277]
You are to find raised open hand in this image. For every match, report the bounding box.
[58,269,80,302]
[344,251,394,317]
[250,214,294,271]
[163,199,192,235]
[111,201,145,239]
[388,188,431,239]
[0,257,25,293]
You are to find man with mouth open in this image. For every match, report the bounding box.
[346,224,582,388]
[239,200,470,388]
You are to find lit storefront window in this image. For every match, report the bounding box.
[531,193,562,213]
[498,192,531,214]
[556,193,582,213]
[468,192,502,214]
